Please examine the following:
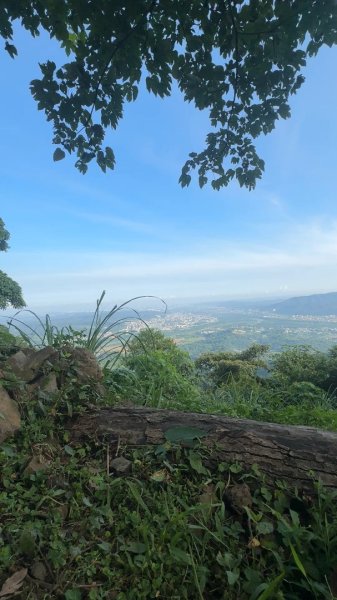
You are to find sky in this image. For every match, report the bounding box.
[1,25,337,312]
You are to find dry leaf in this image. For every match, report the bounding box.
[248,537,261,549]
[150,468,170,482]
[0,568,28,598]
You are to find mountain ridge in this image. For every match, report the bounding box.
[270,292,337,316]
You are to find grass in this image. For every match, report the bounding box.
[5,291,166,366]
[2,328,337,598]
[1,371,337,599]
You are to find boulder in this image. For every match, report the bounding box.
[4,347,58,383]
[69,347,104,383]
[61,347,105,395]
[2,345,105,408]
[30,372,58,394]
[24,455,50,475]
[0,386,21,443]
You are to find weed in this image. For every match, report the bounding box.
[6,291,166,366]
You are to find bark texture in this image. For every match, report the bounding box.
[70,407,337,489]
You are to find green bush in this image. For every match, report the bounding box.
[196,344,270,389]
[0,324,25,360]
[271,345,329,388]
[105,332,200,409]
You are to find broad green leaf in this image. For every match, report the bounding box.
[189,452,208,475]
[123,542,146,554]
[98,541,112,552]
[256,572,285,600]
[170,547,192,565]
[53,148,66,162]
[65,590,82,600]
[164,426,207,443]
[256,521,274,535]
[226,570,239,586]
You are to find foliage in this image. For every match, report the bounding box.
[0,271,25,311]
[0,219,25,310]
[196,344,269,388]
[2,332,337,596]
[0,325,25,360]
[271,345,330,388]
[106,335,200,408]
[1,374,337,599]
[127,327,178,354]
[0,218,10,252]
[7,291,165,366]
[2,2,337,189]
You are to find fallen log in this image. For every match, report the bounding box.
[70,407,337,489]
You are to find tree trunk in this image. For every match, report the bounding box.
[70,407,337,489]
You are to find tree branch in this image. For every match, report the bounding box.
[77,0,158,135]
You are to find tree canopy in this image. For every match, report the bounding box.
[0,219,25,310]
[2,1,336,189]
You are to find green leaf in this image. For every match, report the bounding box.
[98,541,112,552]
[289,542,307,577]
[226,570,239,586]
[5,42,17,58]
[123,542,146,554]
[170,547,192,565]
[19,530,36,559]
[53,148,66,162]
[256,572,285,600]
[65,590,82,600]
[189,452,208,475]
[256,521,274,535]
[164,426,207,443]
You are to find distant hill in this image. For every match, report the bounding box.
[270,292,337,316]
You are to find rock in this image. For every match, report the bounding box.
[5,349,27,373]
[24,455,50,475]
[4,347,58,383]
[224,483,253,514]
[69,347,104,383]
[110,456,132,474]
[2,346,105,412]
[60,347,106,396]
[30,372,58,394]
[0,386,21,443]
[55,503,69,521]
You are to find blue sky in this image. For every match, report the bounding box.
[1,26,337,312]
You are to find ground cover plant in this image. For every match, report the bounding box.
[105,329,337,432]
[1,376,337,600]
[2,321,337,598]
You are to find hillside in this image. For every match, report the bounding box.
[270,291,337,316]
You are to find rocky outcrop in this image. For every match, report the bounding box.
[0,386,21,443]
[1,346,105,443]
[5,347,57,383]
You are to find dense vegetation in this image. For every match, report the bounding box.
[2,1,337,189]
[2,316,337,598]
[103,328,337,432]
[0,219,25,310]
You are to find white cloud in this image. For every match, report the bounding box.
[3,218,337,310]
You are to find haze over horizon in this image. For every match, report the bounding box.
[2,27,337,312]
